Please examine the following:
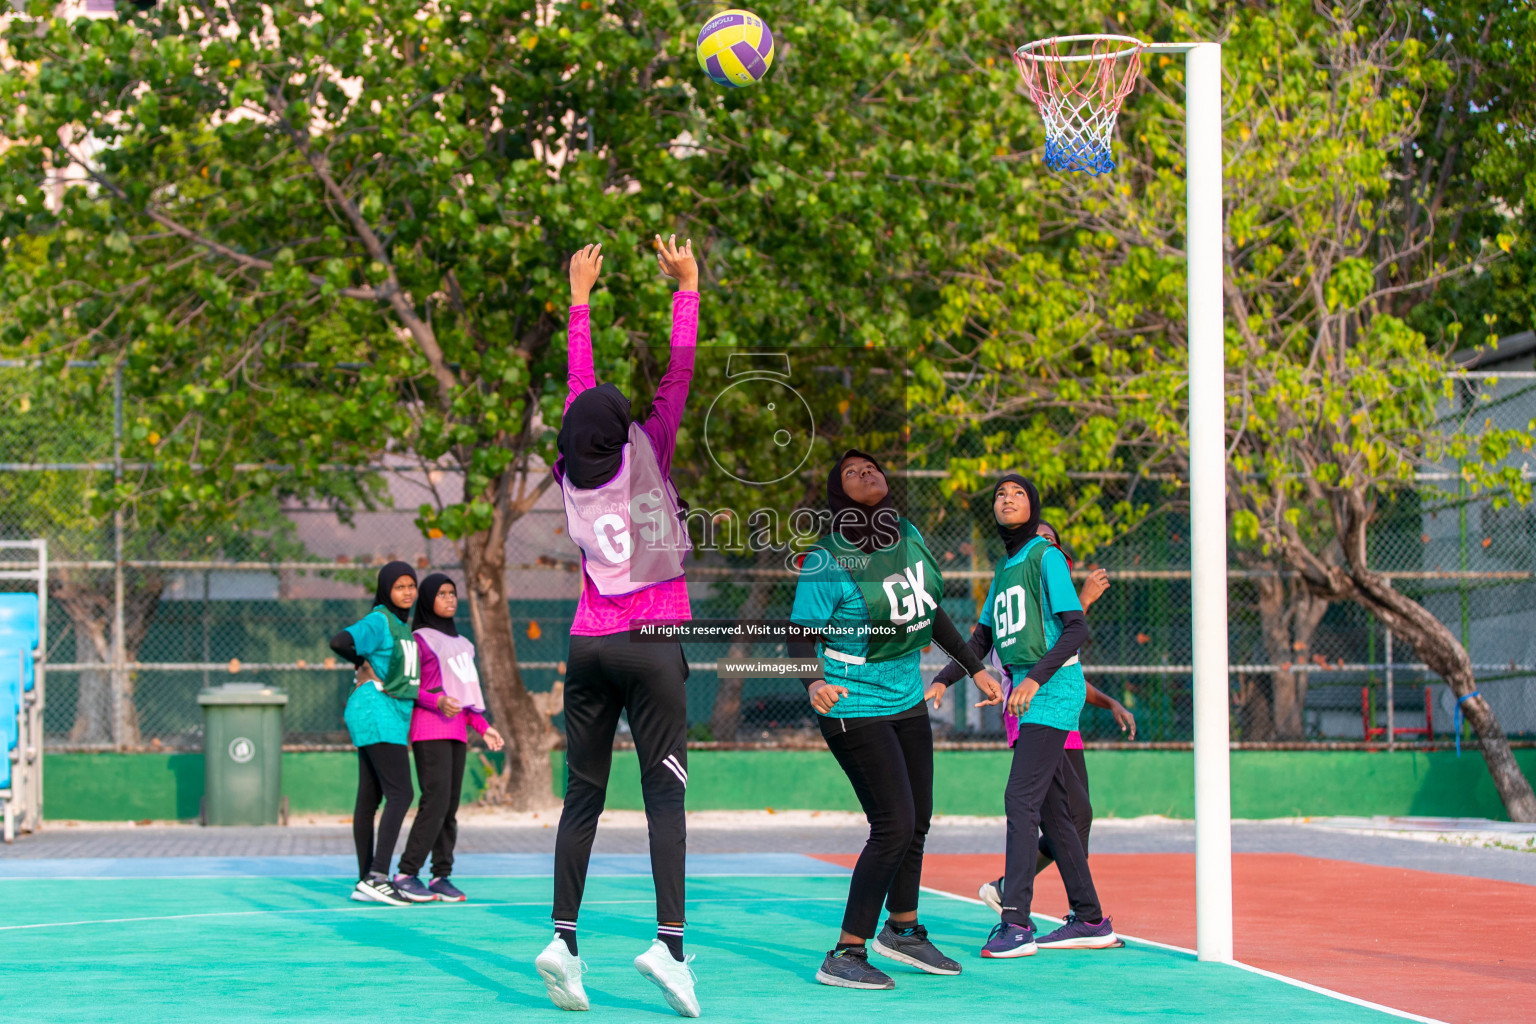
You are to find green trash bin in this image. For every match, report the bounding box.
[198,682,288,826]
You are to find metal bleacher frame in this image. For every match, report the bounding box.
[1,539,46,842]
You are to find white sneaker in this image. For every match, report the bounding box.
[978,879,1003,915]
[352,877,411,907]
[634,939,700,1018]
[535,936,590,1012]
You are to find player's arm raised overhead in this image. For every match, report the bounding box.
[645,234,700,479]
[565,243,603,414]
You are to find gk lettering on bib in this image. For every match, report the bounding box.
[812,518,945,663]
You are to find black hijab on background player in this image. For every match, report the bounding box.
[558,383,632,489]
[827,449,902,554]
[373,561,418,623]
[994,473,1041,558]
[412,573,459,637]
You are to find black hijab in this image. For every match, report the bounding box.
[372,561,418,623]
[558,383,632,489]
[827,448,901,554]
[412,573,459,637]
[994,473,1041,558]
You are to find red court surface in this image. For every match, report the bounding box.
[814,851,1536,1024]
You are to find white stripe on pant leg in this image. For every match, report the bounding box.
[661,758,687,786]
[663,755,688,783]
[665,754,687,781]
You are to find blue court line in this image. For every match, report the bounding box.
[0,852,847,880]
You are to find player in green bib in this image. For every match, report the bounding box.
[937,474,1118,958]
[328,561,423,907]
[789,450,1003,991]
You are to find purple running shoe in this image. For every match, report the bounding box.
[979,922,1037,959]
[1036,914,1118,949]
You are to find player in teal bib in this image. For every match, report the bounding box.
[329,561,422,906]
[932,474,1117,958]
[790,450,1002,991]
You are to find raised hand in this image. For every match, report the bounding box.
[655,234,698,291]
[569,243,603,304]
[1080,567,1110,610]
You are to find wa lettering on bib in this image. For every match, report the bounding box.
[813,519,944,663]
[372,606,422,699]
[989,537,1051,672]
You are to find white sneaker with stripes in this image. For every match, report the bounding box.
[535,936,590,1012]
[634,938,700,1018]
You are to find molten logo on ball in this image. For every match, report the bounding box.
[696,9,775,87]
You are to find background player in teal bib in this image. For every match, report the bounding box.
[935,475,1118,958]
[328,561,422,907]
[789,450,1004,990]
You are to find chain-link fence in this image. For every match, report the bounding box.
[3,361,1535,751]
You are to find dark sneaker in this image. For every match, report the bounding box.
[871,921,961,976]
[1036,913,1118,949]
[979,921,1037,959]
[352,876,411,907]
[391,874,439,902]
[978,877,1004,915]
[429,878,467,902]
[815,946,895,990]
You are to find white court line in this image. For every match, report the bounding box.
[0,894,845,934]
[919,886,1447,1024]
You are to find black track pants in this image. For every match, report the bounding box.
[1037,745,1092,871]
[554,634,689,924]
[398,739,467,878]
[354,742,414,879]
[1001,725,1102,928]
[823,712,934,939]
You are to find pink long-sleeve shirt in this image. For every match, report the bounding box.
[410,643,491,744]
[555,291,698,636]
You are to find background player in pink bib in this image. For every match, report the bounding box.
[393,573,504,904]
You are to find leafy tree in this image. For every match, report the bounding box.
[911,0,1536,817]
[0,0,1058,794]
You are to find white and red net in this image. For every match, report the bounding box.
[1013,35,1145,175]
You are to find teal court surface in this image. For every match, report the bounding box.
[0,853,1415,1023]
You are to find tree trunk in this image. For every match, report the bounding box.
[460,524,561,811]
[1345,568,1536,821]
[65,609,113,745]
[1255,574,1330,741]
[55,569,162,748]
[1301,507,1536,821]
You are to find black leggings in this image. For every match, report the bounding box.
[823,711,933,939]
[354,742,414,879]
[554,635,689,924]
[1001,725,1102,928]
[399,739,467,878]
[1037,746,1091,870]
